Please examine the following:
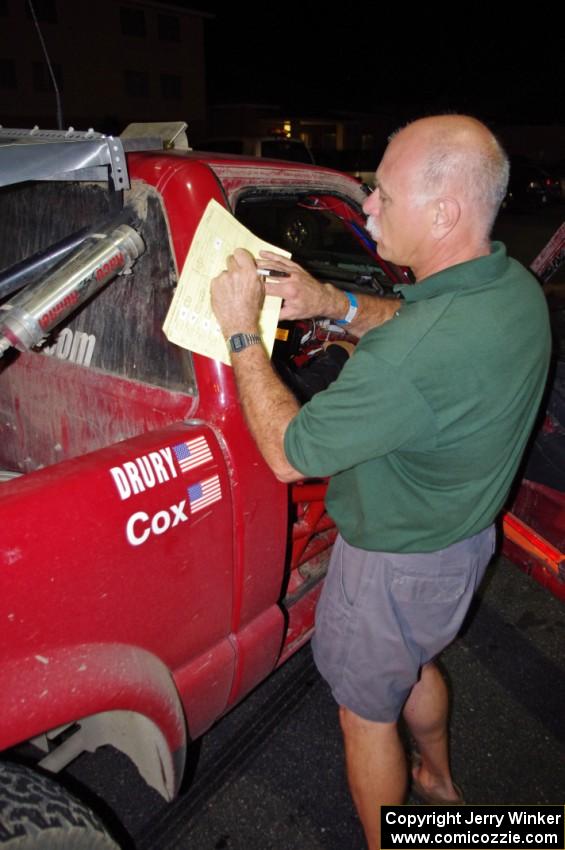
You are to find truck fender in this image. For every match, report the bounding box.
[0,643,187,800]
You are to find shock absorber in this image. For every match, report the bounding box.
[0,222,144,356]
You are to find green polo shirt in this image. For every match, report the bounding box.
[284,243,551,552]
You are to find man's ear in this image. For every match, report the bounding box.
[432,197,460,239]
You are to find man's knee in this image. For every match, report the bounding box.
[339,705,397,741]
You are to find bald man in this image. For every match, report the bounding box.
[211,115,551,849]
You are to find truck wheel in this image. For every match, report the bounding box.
[0,762,120,849]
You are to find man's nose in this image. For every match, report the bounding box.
[363,191,379,216]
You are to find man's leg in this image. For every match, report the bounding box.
[339,707,406,850]
[313,530,494,842]
[402,660,460,801]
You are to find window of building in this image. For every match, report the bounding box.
[160,73,181,101]
[261,139,314,164]
[124,69,149,98]
[32,60,63,93]
[320,132,337,151]
[26,0,57,22]
[0,58,16,89]
[120,7,146,37]
[157,14,180,42]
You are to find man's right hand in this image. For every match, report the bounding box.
[259,251,348,321]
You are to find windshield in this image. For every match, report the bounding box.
[236,192,401,294]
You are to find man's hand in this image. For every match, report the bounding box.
[259,251,347,321]
[260,250,402,336]
[210,250,303,484]
[211,248,264,337]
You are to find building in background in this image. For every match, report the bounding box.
[206,103,396,154]
[0,0,210,137]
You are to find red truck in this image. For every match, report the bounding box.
[0,127,562,847]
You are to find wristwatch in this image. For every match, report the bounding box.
[227,332,262,353]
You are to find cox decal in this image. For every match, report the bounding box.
[126,500,188,547]
[123,475,223,547]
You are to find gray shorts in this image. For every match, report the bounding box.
[311,526,496,723]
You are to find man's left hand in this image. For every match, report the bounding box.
[211,248,264,337]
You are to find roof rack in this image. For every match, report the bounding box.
[0,126,160,190]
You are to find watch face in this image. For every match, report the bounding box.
[232,334,244,352]
[229,333,260,353]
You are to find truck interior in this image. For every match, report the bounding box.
[0,178,196,474]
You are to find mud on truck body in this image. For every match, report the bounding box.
[0,127,563,847]
[0,126,407,847]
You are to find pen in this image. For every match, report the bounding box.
[256,268,290,279]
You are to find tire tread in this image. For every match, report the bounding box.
[0,763,119,849]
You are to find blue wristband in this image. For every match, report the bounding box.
[336,291,359,325]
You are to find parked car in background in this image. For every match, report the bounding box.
[505,157,562,210]
[549,159,565,203]
[314,148,383,188]
[505,223,565,601]
[192,136,314,164]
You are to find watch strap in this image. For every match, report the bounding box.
[335,291,359,325]
[227,332,262,353]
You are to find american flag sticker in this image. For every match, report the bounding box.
[172,436,213,474]
[188,474,222,514]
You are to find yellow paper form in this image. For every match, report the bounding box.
[163,198,290,365]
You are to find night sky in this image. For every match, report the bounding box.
[199,6,564,125]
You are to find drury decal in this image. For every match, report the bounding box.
[110,448,178,500]
[110,437,214,500]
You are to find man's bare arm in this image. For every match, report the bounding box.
[259,251,402,337]
[229,345,304,483]
[210,249,304,483]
